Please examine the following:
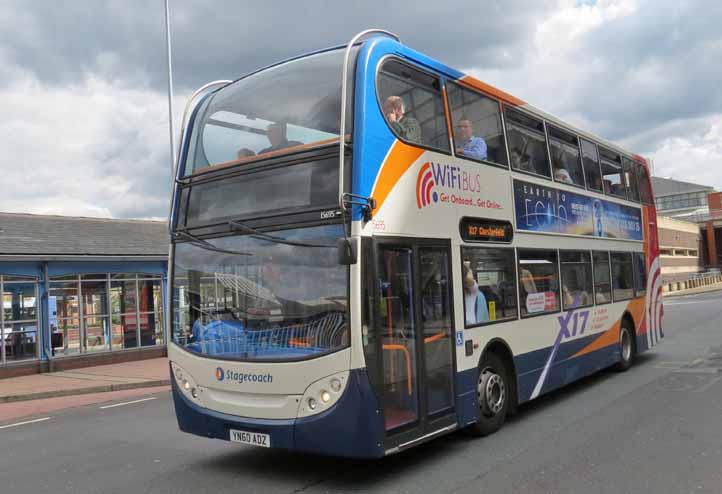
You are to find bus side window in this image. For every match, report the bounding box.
[623,157,641,202]
[633,252,647,297]
[447,82,508,167]
[517,249,560,317]
[610,252,634,301]
[461,247,518,327]
[592,251,612,304]
[547,125,585,187]
[599,147,627,199]
[636,163,654,205]
[580,138,603,192]
[504,107,551,178]
[377,59,450,153]
[559,251,593,310]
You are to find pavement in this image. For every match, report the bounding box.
[663,280,722,298]
[0,357,170,404]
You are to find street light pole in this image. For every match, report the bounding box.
[164,0,176,173]
[163,0,175,349]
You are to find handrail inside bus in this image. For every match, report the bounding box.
[338,29,400,217]
[168,79,232,236]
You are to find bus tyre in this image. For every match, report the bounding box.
[614,321,635,372]
[470,353,509,437]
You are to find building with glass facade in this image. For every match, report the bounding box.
[0,212,167,377]
[652,176,715,218]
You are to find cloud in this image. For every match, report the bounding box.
[1,0,721,220]
[1,69,183,218]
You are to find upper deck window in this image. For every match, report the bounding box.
[377,60,450,152]
[547,125,584,187]
[184,48,354,176]
[622,157,640,202]
[599,147,626,199]
[636,163,654,205]
[580,138,603,192]
[447,82,508,167]
[505,108,551,178]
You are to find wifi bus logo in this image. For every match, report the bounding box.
[416,162,437,209]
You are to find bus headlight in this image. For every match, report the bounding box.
[297,370,349,418]
[171,361,205,407]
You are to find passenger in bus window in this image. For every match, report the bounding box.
[463,263,489,325]
[454,118,487,160]
[236,148,256,160]
[259,122,302,155]
[510,147,532,172]
[383,96,421,144]
[553,162,573,184]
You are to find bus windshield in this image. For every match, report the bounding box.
[171,224,349,361]
[184,48,355,175]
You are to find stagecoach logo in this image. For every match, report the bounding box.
[215,367,225,381]
[415,161,501,211]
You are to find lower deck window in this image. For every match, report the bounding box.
[559,251,593,310]
[518,249,560,317]
[461,247,518,327]
[611,252,634,301]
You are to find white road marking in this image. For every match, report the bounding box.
[664,300,712,305]
[0,417,52,430]
[99,397,157,409]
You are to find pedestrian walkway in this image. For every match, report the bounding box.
[663,281,722,299]
[0,358,170,404]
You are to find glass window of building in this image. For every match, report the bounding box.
[1,275,39,363]
[580,138,603,192]
[599,147,626,199]
[50,273,165,357]
[447,82,507,166]
[505,108,551,177]
[611,252,634,301]
[518,249,560,317]
[547,126,585,187]
[622,157,641,202]
[461,247,518,327]
[559,251,593,310]
[592,251,612,304]
[377,60,450,152]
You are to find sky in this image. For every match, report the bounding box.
[1,0,721,219]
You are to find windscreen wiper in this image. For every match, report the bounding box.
[174,231,252,256]
[228,220,335,248]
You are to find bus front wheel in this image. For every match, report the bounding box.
[470,353,510,437]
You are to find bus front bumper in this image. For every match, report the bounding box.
[171,369,385,458]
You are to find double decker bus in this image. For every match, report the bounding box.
[168,30,662,458]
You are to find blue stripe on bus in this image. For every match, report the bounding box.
[171,368,385,458]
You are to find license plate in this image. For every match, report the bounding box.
[229,429,270,448]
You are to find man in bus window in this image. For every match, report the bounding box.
[259,122,302,155]
[463,263,489,325]
[383,95,421,144]
[454,118,487,160]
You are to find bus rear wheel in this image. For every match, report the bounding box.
[614,320,635,372]
[469,353,509,437]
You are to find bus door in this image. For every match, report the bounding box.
[371,238,457,448]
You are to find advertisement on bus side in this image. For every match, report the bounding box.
[513,179,643,240]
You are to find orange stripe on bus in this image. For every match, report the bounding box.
[372,141,425,215]
[459,76,525,107]
[571,298,647,359]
